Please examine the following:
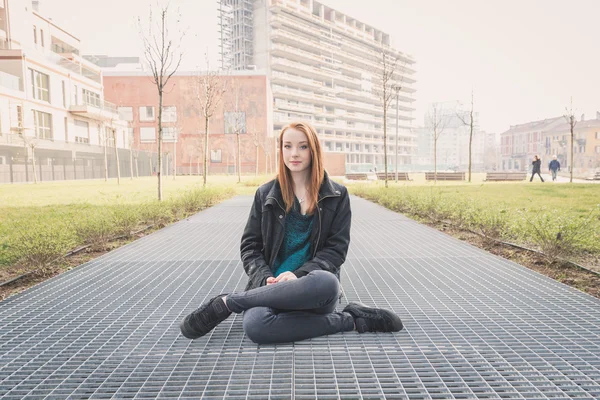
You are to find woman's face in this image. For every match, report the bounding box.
[282,128,312,173]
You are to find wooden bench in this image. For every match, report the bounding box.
[345,173,369,181]
[485,172,527,181]
[376,172,411,181]
[425,172,465,181]
[586,172,600,181]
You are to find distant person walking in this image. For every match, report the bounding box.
[548,155,561,181]
[530,155,544,182]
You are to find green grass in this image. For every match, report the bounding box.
[0,175,275,269]
[349,180,600,261]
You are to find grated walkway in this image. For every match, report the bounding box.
[1,196,599,399]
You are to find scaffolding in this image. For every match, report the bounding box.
[217,0,254,70]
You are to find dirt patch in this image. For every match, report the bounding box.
[433,222,600,299]
[2,222,599,301]
[0,236,144,301]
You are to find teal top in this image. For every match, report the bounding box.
[272,198,314,277]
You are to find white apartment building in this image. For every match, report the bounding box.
[219,0,417,172]
[0,0,130,183]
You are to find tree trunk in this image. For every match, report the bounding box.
[434,135,438,184]
[129,147,134,180]
[173,142,177,180]
[157,93,163,201]
[237,132,241,183]
[383,106,388,188]
[570,124,574,183]
[114,130,121,185]
[31,146,38,184]
[255,143,259,176]
[203,116,209,187]
[395,95,399,183]
[103,128,108,181]
[468,123,473,183]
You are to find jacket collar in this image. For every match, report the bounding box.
[265,171,340,209]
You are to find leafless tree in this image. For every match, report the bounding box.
[139,3,183,200]
[249,121,260,176]
[100,123,108,181]
[107,121,121,185]
[427,103,447,184]
[197,59,226,186]
[456,90,475,182]
[375,46,398,188]
[563,97,577,183]
[226,78,246,182]
[127,122,135,180]
[20,133,39,183]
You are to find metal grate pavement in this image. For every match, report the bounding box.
[1,195,599,399]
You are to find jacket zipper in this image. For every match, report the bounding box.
[312,194,338,258]
[266,195,286,266]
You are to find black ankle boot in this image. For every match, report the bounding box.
[343,302,403,333]
[180,295,231,339]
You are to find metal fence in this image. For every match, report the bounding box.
[0,144,159,184]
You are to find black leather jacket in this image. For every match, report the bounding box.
[240,172,352,291]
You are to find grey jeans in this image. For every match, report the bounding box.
[226,270,354,344]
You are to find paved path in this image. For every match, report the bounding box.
[1,196,599,399]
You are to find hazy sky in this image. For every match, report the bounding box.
[47,0,600,133]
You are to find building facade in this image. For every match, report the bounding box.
[103,71,277,175]
[500,113,600,176]
[219,0,417,172]
[0,0,132,183]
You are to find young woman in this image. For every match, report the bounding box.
[180,121,403,344]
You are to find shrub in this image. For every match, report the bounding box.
[74,214,115,251]
[139,201,173,227]
[519,206,599,261]
[11,222,75,273]
[112,206,141,236]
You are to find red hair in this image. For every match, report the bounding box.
[277,121,324,215]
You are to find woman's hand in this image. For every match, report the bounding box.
[266,277,278,285]
[275,271,298,283]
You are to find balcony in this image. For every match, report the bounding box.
[69,98,118,122]
[47,51,102,84]
[0,70,22,92]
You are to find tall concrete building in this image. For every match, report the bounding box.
[218,0,417,172]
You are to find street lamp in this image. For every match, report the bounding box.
[392,84,401,182]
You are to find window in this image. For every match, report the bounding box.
[140,127,156,142]
[64,117,68,142]
[62,81,66,107]
[162,127,177,141]
[40,29,44,47]
[72,85,78,105]
[211,149,222,163]
[32,110,52,139]
[139,106,155,121]
[596,146,600,154]
[118,106,133,121]
[74,120,89,144]
[33,26,37,44]
[83,89,101,108]
[162,106,177,122]
[30,69,50,102]
[224,111,246,134]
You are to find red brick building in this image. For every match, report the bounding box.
[103,71,276,175]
